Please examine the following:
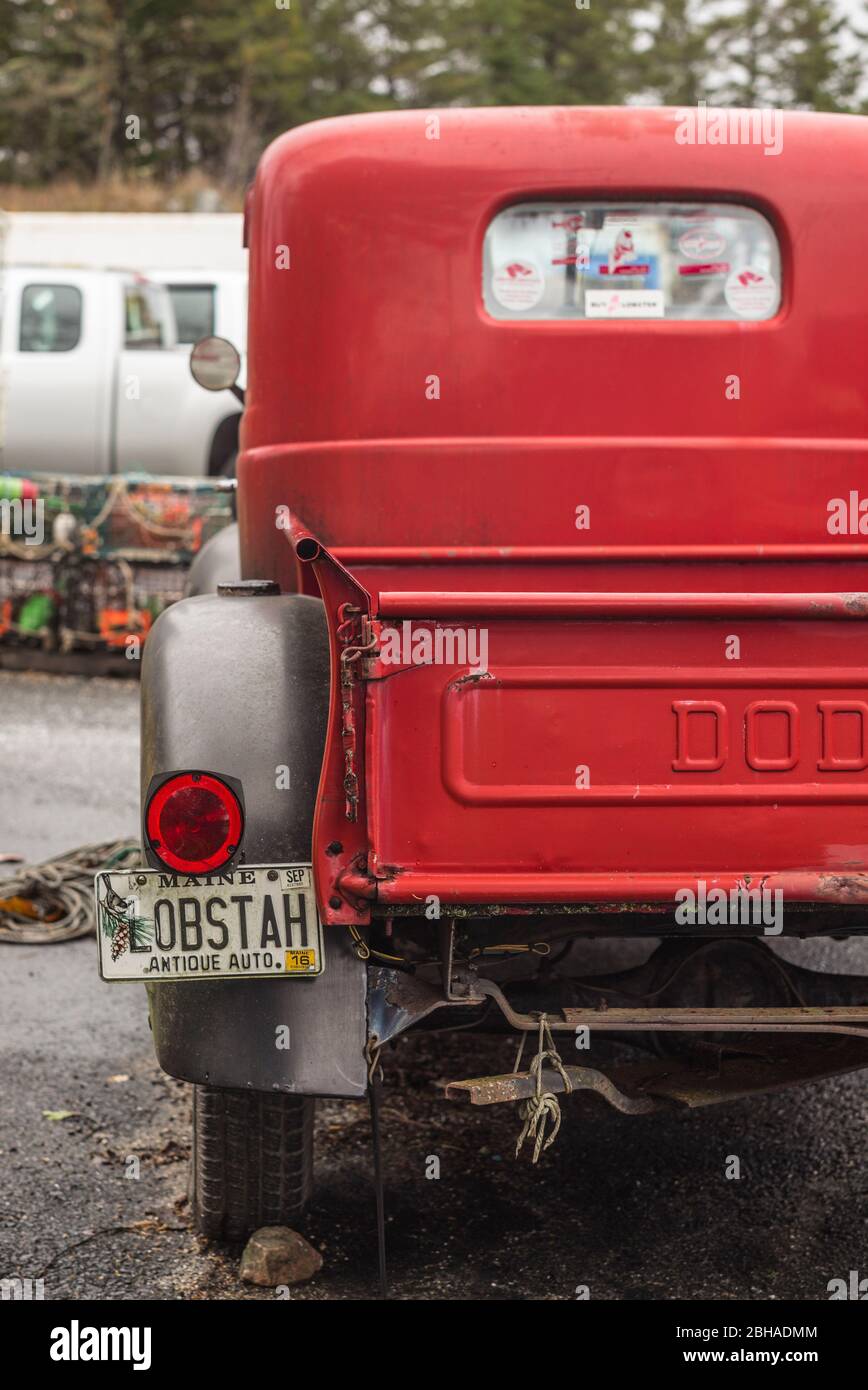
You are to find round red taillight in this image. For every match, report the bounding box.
[146,772,243,873]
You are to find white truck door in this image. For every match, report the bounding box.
[115,279,205,475]
[0,271,110,474]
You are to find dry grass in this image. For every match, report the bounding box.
[0,174,244,213]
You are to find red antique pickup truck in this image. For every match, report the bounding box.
[96,105,868,1245]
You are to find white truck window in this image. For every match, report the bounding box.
[167,284,216,344]
[124,286,165,349]
[19,284,82,352]
[483,201,781,321]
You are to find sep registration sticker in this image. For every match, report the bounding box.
[286,948,318,974]
[95,864,324,982]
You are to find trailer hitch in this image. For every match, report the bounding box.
[445,1063,656,1114]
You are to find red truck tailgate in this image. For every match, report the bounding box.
[297,534,868,923]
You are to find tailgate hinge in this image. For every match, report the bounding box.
[337,607,379,823]
[287,520,376,926]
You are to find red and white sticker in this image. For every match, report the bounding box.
[599,262,651,276]
[491,259,545,311]
[679,227,727,261]
[552,245,591,269]
[585,290,664,319]
[609,228,637,274]
[725,268,778,319]
[678,261,730,277]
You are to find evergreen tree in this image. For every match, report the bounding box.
[421,0,645,107]
[638,0,716,106]
[708,0,864,111]
[706,0,783,107]
[773,0,864,110]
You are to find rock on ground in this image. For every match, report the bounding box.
[239,1227,323,1287]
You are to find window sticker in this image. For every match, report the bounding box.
[550,215,594,271]
[602,214,657,230]
[678,262,730,278]
[601,228,651,277]
[724,268,779,319]
[585,290,665,319]
[679,227,727,260]
[490,258,545,311]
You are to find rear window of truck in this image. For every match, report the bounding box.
[483,202,781,321]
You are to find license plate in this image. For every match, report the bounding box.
[95,864,324,982]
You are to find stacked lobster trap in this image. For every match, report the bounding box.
[0,472,234,658]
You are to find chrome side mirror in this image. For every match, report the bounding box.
[190,336,244,402]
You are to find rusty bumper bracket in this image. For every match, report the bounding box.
[367,965,485,1047]
[476,977,868,1038]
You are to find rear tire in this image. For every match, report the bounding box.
[191,1084,314,1242]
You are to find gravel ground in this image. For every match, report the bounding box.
[1,670,867,1301]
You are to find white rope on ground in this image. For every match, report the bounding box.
[0,841,140,944]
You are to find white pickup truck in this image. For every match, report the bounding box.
[0,264,242,477]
